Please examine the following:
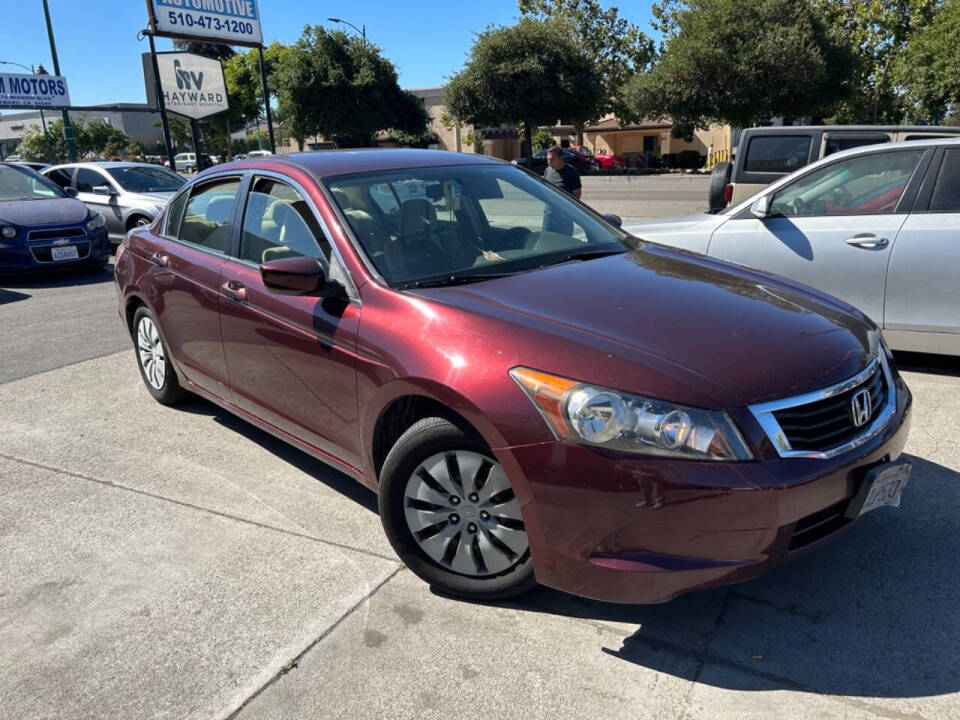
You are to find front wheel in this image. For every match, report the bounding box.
[132,306,185,405]
[379,417,536,600]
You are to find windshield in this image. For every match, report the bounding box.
[106,166,185,193]
[0,164,66,201]
[327,164,626,287]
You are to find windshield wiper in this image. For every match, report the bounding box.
[538,247,625,268]
[399,272,516,290]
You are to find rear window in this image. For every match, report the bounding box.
[930,149,960,213]
[744,135,811,174]
[825,136,889,156]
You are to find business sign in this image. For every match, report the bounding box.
[147,0,263,47]
[0,73,70,109]
[143,52,229,120]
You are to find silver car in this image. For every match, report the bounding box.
[42,162,185,245]
[626,138,960,355]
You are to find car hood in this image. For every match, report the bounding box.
[413,244,876,408]
[0,197,89,227]
[124,191,175,206]
[623,213,727,254]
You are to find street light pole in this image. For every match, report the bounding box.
[327,17,366,44]
[41,0,76,162]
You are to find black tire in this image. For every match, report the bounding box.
[708,160,732,212]
[131,306,185,406]
[127,215,151,231]
[379,417,537,601]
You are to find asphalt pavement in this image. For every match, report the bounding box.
[1,176,959,720]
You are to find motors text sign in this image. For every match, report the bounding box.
[0,73,70,108]
[149,0,263,46]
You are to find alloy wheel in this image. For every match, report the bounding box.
[403,450,528,577]
[137,317,166,390]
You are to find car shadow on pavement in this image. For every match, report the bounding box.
[174,395,380,513]
[895,350,960,378]
[495,453,960,700]
[0,264,114,290]
[0,288,32,306]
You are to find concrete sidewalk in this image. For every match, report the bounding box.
[2,351,959,719]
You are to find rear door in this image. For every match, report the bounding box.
[218,174,363,468]
[883,146,960,353]
[145,175,240,399]
[708,147,931,325]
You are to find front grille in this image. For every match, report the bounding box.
[772,363,887,452]
[788,500,851,551]
[30,242,90,262]
[28,227,85,242]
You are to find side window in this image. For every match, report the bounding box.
[164,190,189,238]
[929,149,960,213]
[178,177,240,254]
[824,136,888,156]
[769,150,924,218]
[744,136,812,174]
[45,168,72,188]
[75,168,108,193]
[479,178,546,232]
[239,178,331,266]
[369,183,400,214]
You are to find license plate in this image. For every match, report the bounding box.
[846,461,911,518]
[51,245,79,261]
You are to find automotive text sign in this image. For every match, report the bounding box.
[144,52,229,120]
[0,73,70,108]
[148,0,263,47]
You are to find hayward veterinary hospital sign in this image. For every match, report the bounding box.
[0,73,71,108]
[143,52,229,120]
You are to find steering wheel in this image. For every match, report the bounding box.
[501,226,533,250]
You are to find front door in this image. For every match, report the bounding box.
[707,148,929,326]
[145,176,240,399]
[75,166,124,240]
[884,147,960,353]
[218,175,362,468]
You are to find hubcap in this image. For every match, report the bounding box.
[136,317,166,390]
[403,450,528,577]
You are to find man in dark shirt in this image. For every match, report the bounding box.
[542,145,581,234]
[543,145,582,199]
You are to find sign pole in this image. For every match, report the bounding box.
[42,0,76,162]
[147,33,177,173]
[257,47,276,154]
[190,118,202,171]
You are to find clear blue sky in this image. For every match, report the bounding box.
[0,0,655,107]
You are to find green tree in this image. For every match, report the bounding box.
[172,39,235,61]
[627,0,856,138]
[272,26,428,148]
[518,0,654,124]
[894,0,960,120]
[16,119,132,162]
[445,18,603,156]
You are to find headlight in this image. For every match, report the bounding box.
[1,225,16,239]
[510,367,753,461]
[86,213,106,232]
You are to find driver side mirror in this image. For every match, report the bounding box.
[92,185,116,197]
[750,195,771,219]
[260,256,344,298]
[601,213,623,228]
[63,187,79,198]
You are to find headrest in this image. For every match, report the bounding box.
[330,188,350,209]
[399,198,437,238]
[205,196,234,225]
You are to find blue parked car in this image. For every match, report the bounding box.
[0,162,109,273]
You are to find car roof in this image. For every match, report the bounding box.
[739,125,960,134]
[44,161,167,170]
[212,148,503,179]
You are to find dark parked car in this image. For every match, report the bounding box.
[512,147,598,175]
[0,162,109,273]
[115,149,912,604]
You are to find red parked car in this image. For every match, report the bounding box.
[594,149,626,170]
[115,150,912,603]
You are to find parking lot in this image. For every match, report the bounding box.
[2,175,959,720]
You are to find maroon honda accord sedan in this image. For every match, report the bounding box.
[114,149,912,603]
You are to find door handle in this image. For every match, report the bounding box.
[222,280,247,303]
[845,234,889,249]
[151,251,169,267]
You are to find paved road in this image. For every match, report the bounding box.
[581,173,710,221]
[2,181,959,719]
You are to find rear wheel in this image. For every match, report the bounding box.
[379,417,536,600]
[708,160,732,212]
[132,306,185,405]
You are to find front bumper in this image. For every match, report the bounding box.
[496,377,912,604]
[0,228,110,272]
